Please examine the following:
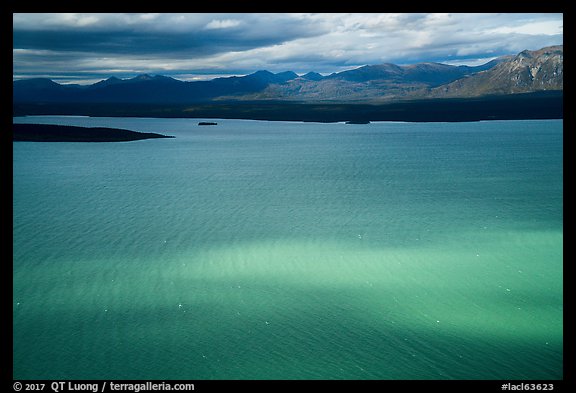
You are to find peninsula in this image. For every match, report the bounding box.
[13,123,174,142]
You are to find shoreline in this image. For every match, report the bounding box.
[13,92,562,124]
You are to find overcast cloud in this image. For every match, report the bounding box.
[13,13,563,84]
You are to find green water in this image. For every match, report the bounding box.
[13,117,563,379]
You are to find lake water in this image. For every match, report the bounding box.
[13,116,563,380]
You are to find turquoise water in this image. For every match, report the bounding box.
[13,117,563,379]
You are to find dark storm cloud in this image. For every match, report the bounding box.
[13,13,327,56]
[13,29,280,57]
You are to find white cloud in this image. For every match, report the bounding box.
[13,13,102,29]
[139,13,160,21]
[490,20,563,36]
[205,19,242,30]
[60,13,100,27]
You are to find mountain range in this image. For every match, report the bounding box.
[13,45,562,105]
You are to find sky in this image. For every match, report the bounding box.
[13,13,563,85]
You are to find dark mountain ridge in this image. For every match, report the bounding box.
[13,69,302,104]
[13,45,562,105]
[325,59,503,86]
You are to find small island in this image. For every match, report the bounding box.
[13,123,174,142]
[198,122,218,126]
